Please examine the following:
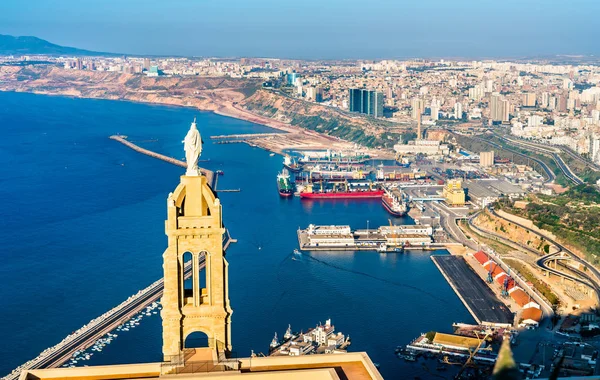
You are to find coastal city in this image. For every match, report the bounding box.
[2,2,600,380]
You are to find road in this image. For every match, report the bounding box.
[4,259,205,380]
[466,212,597,316]
[493,134,584,185]
[488,209,600,301]
[449,130,555,183]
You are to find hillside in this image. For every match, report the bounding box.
[241,89,402,148]
[0,34,112,56]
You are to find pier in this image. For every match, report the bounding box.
[431,255,513,327]
[109,135,214,185]
[297,224,434,252]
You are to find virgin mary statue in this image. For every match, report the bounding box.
[183,117,203,176]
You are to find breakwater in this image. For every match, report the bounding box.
[2,260,189,380]
[109,135,214,185]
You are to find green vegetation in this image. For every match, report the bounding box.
[459,220,514,256]
[503,185,600,263]
[244,90,402,148]
[425,331,436,342]
[503,258,560,305]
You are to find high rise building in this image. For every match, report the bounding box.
[430,104,439,121]
[523,93,536,107]
[349,89,362,112]
[541,92,550,108]
[411,98,424,120]
[348,89,384,117]
[286,72,298,86]
[501,99,510,122]
[490,94,509,123]
[306,87,317,101]
[454,102,463,120]
[480,151,495,167]
[76,58,83,70]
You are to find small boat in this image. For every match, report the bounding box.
[270,153,275,157]
[293,249,300,255]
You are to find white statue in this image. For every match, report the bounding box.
[183,117,203,176]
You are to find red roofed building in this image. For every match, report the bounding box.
[510,288,530,307]
[474,251,489,266]
[520,306,543,327]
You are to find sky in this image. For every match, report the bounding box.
[1,0,599,59]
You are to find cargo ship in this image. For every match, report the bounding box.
[277,169,294,197]
[300,181,383,199]
[283,155,303,173]
[381,187,408,216]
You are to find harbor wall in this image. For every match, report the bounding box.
[109,135,214,186]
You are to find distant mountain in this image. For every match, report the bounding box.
[0,34,116,56]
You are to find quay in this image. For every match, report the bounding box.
[431,255,513,327]
[297,224,435,252]
[5,229,236,380]
[109,135,214,185]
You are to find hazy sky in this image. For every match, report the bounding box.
[1,0,599,59]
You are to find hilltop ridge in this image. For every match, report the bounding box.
[0,34,114,56]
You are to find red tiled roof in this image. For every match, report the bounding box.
[474,251,489,266]
[510,288,530,307]
[491,267,505,278]
[522,307,542,322]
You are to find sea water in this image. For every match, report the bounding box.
[0,92,473,379]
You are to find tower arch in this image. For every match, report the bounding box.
[161,173,232,362]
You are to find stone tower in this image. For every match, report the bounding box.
[161,171,232,361]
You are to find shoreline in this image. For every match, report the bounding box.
[0,88,392,158]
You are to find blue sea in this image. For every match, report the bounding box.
[0,92,474,379]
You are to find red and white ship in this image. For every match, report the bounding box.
[299,181,383,199]
[381,187,408,216]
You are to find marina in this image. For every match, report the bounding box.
[268,319,350,357]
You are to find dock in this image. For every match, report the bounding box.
[297,224,434,252]
[109,135,214,185]
[431,255,513,327]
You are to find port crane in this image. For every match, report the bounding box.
[455,331,492,379]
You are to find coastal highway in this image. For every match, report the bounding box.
[4,259,204,380]
[472,209,600,303]
[467,212,596,307]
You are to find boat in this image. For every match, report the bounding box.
[381,188,408,216]
[293,249,300,255]
[300,181,384,199]
[283,155,304,173]
[277,169,294,197]
[269,153,275,157]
